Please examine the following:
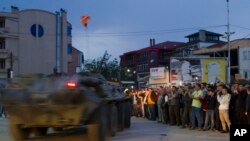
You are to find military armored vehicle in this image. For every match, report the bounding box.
[0,73,131,141]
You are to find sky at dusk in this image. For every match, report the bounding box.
[1,0,250,60]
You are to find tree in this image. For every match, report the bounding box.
[83,51,120,81]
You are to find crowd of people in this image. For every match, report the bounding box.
[128,82,250,133]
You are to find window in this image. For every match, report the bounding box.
[30,24,44,38]
[67,45,72,54]
[81,54,84,63]
[189,36,198,42]
[0,41,5,49]
[67,26,72,36]
[243,51,247,60]
[249,71,250,79]
[145,64,149,71]
[0,21,4,28]
[248,51,250,60]
[0,59,5,69]
[244,71,248,79]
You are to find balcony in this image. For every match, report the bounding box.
[0,27,18,38]
[0,49,9,58]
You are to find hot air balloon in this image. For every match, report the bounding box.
[81,15,90,28]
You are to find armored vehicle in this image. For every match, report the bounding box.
[0,73,131,141]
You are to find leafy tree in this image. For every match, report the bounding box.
[83,51,120,81]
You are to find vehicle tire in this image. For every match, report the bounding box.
[106,104,117,137]
[9,123,30,141]
[124,101,131,128]
[87,106,106,141]
[34,127,48,137]
[117,102,125,132]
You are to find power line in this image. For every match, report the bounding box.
[231,24,250,31]
[2,25,226,38]
[73,25,226,36]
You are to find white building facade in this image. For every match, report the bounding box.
[238,47,250,80]
[0,6,73,78]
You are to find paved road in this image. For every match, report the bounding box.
[0,117,229,141]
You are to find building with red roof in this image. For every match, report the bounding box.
[120,40,184,82]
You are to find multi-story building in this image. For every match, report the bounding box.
[173,30,224,57]
[120,30,225,84]
[0,6,83,78]
[68,47,84,75]
[120,40,184,82]
[193,38,250,81]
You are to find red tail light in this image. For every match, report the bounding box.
[66,82,77,88]
[7,82,20,88]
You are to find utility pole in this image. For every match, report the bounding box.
[226,0,231,84]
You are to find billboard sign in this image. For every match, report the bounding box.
[150,67,165,79]
[170,57,226,85]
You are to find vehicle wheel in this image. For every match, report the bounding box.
[106,104,117,137]
[117,102,125,131]
[34,127,48,137]
[87,106,106,141]
[9,123,30,141]
[124,101,131,128]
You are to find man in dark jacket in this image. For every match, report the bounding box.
[234,84,248,124]
[203,87,217,131]
[181,85,193,128]
[169,86,180,126]
[215,84,223,131]
[229,84,238,124]
[246,86,250,124]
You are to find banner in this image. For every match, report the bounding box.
[202,58,226,84]
[170,58,201,85]
[170,57,226,85]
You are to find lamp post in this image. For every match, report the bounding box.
[127,69,131,73]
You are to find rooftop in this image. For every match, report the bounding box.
[185,30,223,38]
[193,38,250,54]
[120,41,184,57]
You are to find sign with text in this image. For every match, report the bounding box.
[150,67,165,79]
[230,125,250,141]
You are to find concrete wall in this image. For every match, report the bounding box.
[18,10,57,74]
[198,42,214,49]
[238,47,250,80]
[68,47,83,75]
[60,10,68,73]
[0,8,73,78]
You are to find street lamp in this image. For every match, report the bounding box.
[127,69,131,73]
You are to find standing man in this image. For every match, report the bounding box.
[217,86,231,133]
[182,85,193,128]
[203,86,217,131]
[162,87,170,124]
[157,88,164,123]
[190,83,203,130]
[246,86,250,124]
[168,86,181,126]
[235,84,248,124]
[147,88,156,121]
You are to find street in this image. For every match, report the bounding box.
[0,117,229,141]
